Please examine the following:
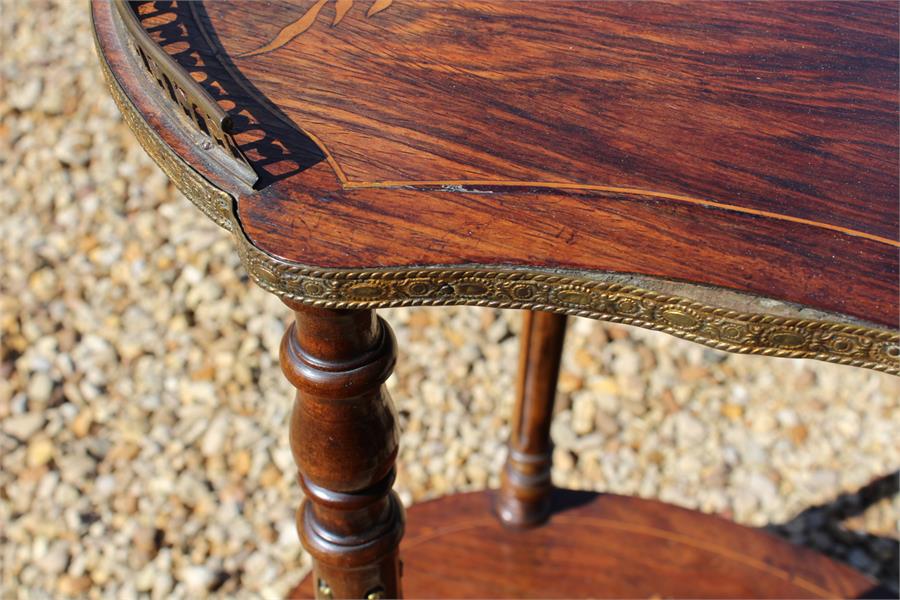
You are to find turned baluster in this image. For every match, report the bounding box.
[496,310,568,528]
[280,302,404,599]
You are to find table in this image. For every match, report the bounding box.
[93,1,899,597]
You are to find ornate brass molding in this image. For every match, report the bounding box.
[112,0,257,186]
[96,27,900,375]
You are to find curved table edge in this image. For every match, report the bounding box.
[94,17,900,376]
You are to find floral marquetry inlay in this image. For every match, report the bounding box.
[240,0,394,58]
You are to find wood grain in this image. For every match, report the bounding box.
[280,303,404,598]
[207,1,899,242]
[294,490,892,599]
[91,5,900,596]
[98,1,900,329]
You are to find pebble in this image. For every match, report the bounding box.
[180,565,214,592]
[3,411,45,439]
[571,393,597,435]
[153,572,174,599]
[58,574,92,595]
[1,2,897,598]
[27,372,54,404]
[9,77,42,111]
[231,449,252,477]
[721,403,743,421]
[38,541,69,575]
[201,416,229,457]
[26,436,55,467]
[70,408,93,438]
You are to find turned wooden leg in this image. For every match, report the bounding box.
[496,310,568,528]
[280,302,404,599]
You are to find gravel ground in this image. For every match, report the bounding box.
[1,1,898,598]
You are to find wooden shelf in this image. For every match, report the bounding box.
[294,489,887,599]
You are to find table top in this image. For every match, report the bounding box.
[93,1,899,372]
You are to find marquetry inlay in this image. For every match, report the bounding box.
[240,0,393,58]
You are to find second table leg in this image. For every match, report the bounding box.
[496,310,568,528]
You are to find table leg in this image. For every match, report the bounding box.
[280,302,404,599]
[496,310,568,528]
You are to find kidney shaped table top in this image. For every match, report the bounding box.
[93,2,899,599]
[92,0,900,374]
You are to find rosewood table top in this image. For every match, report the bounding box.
[93,0,899,373]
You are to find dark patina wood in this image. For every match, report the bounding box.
[91,0,899,374]
[215,1,899,237]
[92,1,899,598]
[281,302,404,599]
[137,0,898,327]
[398,491,893,598]
[497,311,568,529]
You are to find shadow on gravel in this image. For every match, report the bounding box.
[766,471,899,598]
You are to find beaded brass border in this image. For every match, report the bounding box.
[95,29,899,375]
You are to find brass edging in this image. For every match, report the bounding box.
[111,0,257,186]
[95,29,900,375]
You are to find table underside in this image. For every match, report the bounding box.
[92,1,899,372]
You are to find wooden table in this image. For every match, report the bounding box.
[93,1,898,598]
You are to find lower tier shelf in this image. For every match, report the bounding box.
[294,489,888,599]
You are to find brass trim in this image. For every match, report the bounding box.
[316,579,333,600]
[95,29,900,375]
[112,0,257,186]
